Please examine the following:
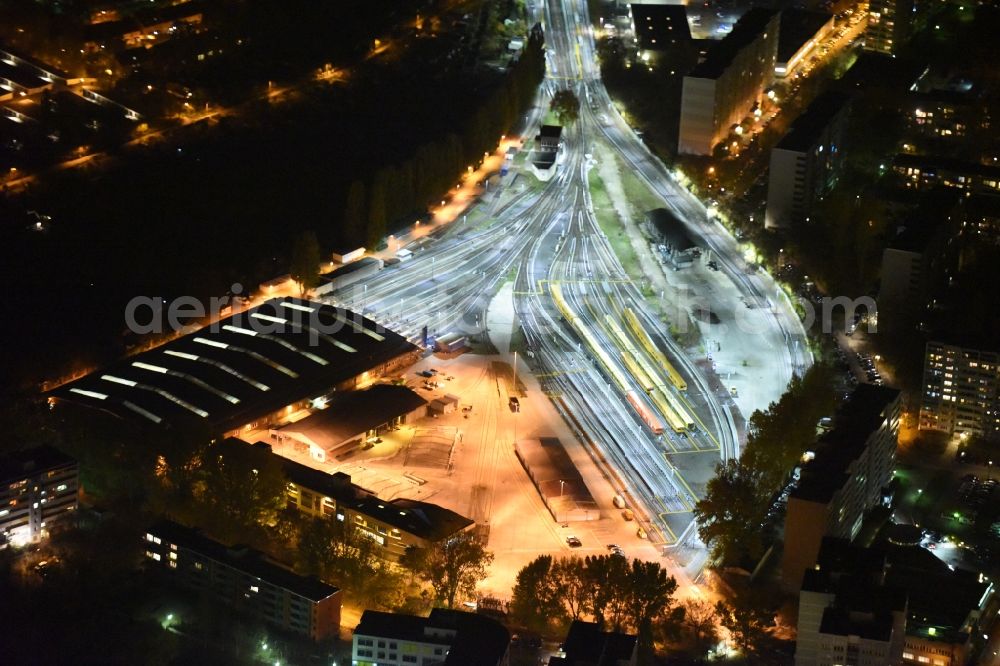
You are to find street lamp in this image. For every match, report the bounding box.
[559,479,566,497]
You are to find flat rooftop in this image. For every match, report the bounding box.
[549,620,637,666]
[777,9,833,64]
[515,438,596,506]
[148,518,338,602]
[0,61,48,89]
[648,208,697,251]
[689,8,777,80]
[355,609,510,666]
[278,383,428,452]
[791,384,900,504]
[0,445,76,484]
[51,297,418,433]
[775,90,851,153]
[322,256,382,280]
[631,4,691,51]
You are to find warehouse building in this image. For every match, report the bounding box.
[515,438,601,523]
[273,383,428,462]
[50,297,421,436]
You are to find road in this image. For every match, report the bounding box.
[321,0,812,583]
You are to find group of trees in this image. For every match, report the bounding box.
[508,554,779,660]
[509,554,681,642]
[339,24,546,248]
[550,89,580,125]
[694,364,838,565]
[293,521,494,611]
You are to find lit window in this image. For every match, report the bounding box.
[250,585,259,593]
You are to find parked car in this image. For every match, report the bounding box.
[566,535,582,548]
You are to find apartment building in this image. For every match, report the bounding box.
[265,441,475,560]
[795,537,992,666]
[892,154,1000,195]
[678,8,779,155]
[144,519,341,641]
[775,9,835,79]
[865,0,916,56]
[765,90,852,229]
[629,4,692,68]
[352,608,510,666]
[920,341,1000,437]
[0,446,78,548]
[782,385,901,588]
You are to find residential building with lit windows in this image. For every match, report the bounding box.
[144,519,341,641]
[891,154,1000,195]
[678,8,779,155]
[865,0,915,56]
[904,89,984,141]
[252,440,475,560]
[919,341,1000,437]
[764,90,852,229]
[352,608,510,666]
[0,446,78,548]
[782,385,901,588]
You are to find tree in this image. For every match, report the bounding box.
[693,459,770,565]
[625,559,680,663]
[198,438,287,539]
[715,591,776,659]
[625,559,679,634]
[677,599,721,659]
[342,180,366,245]
[289,230,321,296]
[420,532,494,608]
[581,554,630,629]
[552,557,588,620]
[550,89,580,125]
[510,555,567,633]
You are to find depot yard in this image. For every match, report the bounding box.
[274,348,661,596]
